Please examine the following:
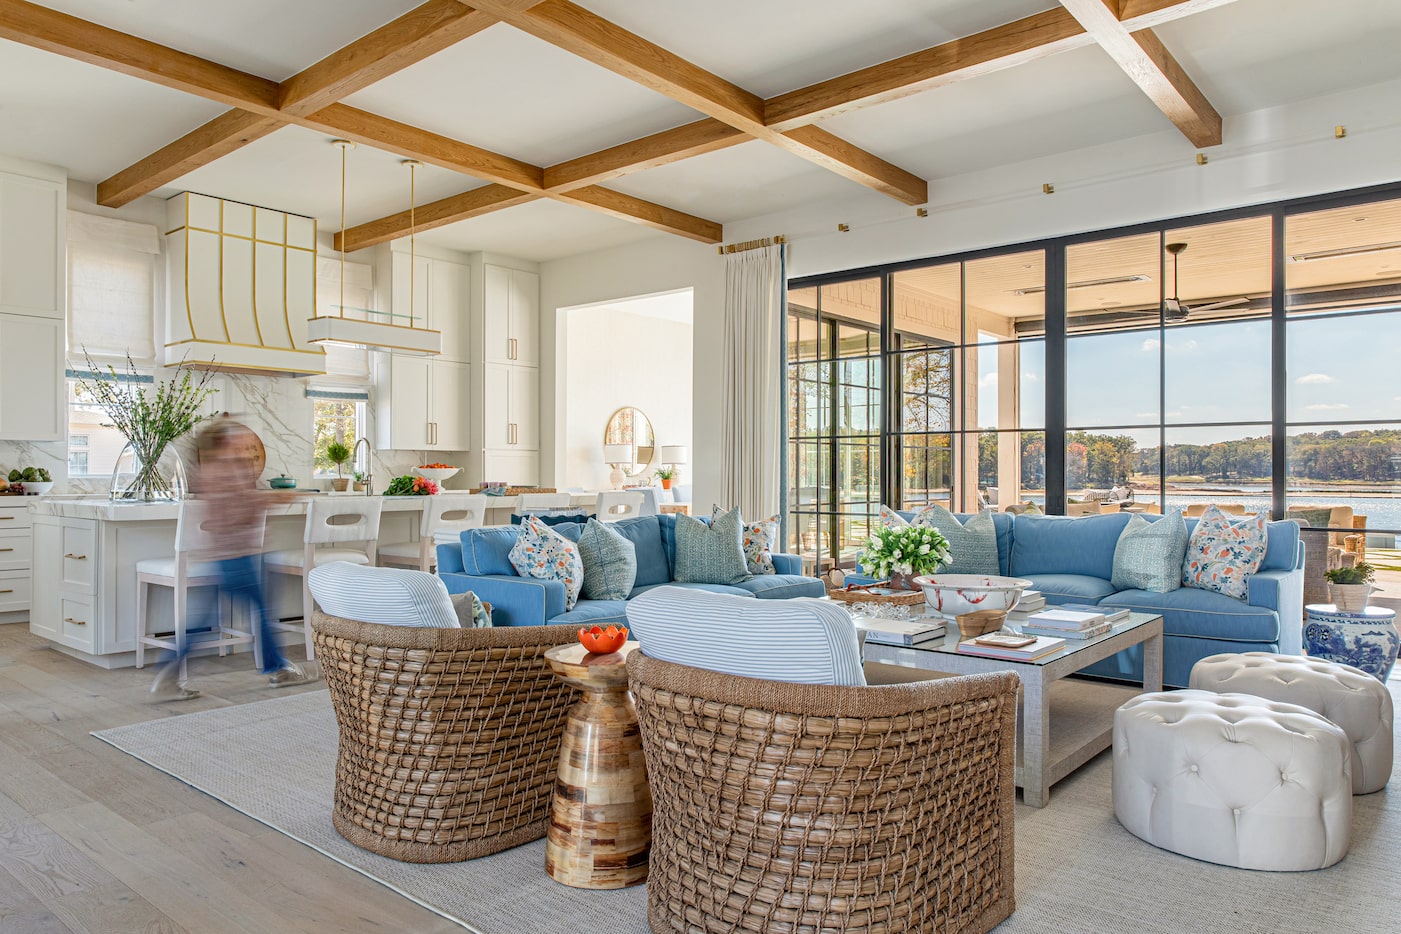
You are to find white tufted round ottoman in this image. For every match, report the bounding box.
[1113,691,1352,871]
[1190,652,1393,794]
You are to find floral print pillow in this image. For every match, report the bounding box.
[509,514,584,609]
[714,508,780,575]
[878,505,908,529]
[1181,506,1268,601]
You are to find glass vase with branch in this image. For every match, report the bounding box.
[77,352,217,501]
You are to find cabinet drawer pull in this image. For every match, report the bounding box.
[0,516,13,520]
[65,553,88,560]
[64,617,86,626]
[0,589,13,594]
[0,548,12,552]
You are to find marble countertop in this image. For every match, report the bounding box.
[29,493,436,522]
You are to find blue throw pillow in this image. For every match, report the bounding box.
[578,519,638,601]
[672,507,751,586]
[1111,510,1188,593]
[510,512,595,527]
[910,505,999,575]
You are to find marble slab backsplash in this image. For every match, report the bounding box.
[0,370,468,496]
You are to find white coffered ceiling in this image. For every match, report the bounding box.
[2,0,1399,262]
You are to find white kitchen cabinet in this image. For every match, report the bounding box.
[0,313,64,442]
[375,355,470,451]
[483,362,537,451]
[31,514,98,651]
[483,265,538,366]
[390,252,469,361]
[0,169,64,321]
[0,501,33,618]
[482,450,539,486]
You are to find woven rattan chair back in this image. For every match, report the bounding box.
[628,653,1021,934]
[312,612,579,863]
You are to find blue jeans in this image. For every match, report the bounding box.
[165,554,287,678]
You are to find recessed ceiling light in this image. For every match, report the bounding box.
[1355,217,1369,222]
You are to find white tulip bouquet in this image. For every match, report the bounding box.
[857,524,952,581]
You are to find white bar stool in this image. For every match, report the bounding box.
[265,496,382,660]
[516,492,572,512]
[594,491,643,522]
[378,493,488,572]
[135,500,259,678]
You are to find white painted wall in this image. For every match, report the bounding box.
[540,238,724,506]
[561,302,692,491]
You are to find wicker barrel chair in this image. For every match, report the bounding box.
[312,610,579,863]
[628,652,1020,934]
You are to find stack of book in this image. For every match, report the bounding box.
[858,617,947,647]
[1004,590,1045,625]
[956,631,1066,661]
[1018,604,1128,641]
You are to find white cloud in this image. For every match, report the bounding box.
[1305,403,1349,411]
[1141,338,1160,352]
[978,372,998,388]
[1170,338,1198,353]
[1023,372,1038,382]
[1297,373,1334,384]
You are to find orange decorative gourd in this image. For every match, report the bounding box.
[578,624,629,654]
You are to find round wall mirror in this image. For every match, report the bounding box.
[603,407,655,477]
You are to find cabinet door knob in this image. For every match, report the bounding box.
[64,617,86,626]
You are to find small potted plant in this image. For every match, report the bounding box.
[352,470,367,493]
[1325,562,1375,612]
[653,465,675,490]
[325,441,352,492]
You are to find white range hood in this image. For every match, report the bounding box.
[164,193,326,378]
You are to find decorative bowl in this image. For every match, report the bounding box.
[578,624,629,654]
[915,574,1033,618]
[415,466,461,485]
[22,481,54,495]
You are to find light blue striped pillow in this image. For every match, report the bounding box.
[626,586,865,686]
[307,561,460,628]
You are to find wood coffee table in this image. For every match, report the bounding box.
[543,641,651,888]
[861,612,1163,807]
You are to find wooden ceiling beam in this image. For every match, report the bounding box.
[96,111,283,208]
[465,0,928,205]
[335,185,541,252]
[1059,0,1222,147]
[765,9,1090,130]
[544,119,748,192]
[550,187,722,243]
[0,0,280,114]
[279,0,499,117]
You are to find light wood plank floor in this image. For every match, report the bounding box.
[0,623,464,934]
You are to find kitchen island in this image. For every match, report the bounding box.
[27,494,431,668]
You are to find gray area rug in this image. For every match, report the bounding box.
[93,685,1399,934]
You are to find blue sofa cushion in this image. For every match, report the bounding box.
[1100,587,1280,643]
[1010,513,1129,579]
[549,599,629,626]
[1024,573,1117,604]
[733,574,827,600]
[509,512,594,527]
[459,527,522,576]
[607,516,671,590]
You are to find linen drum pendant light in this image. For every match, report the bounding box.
[306,141,441,355]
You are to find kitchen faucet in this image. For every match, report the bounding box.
[353,437,374,495]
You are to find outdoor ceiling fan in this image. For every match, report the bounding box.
[1162,242,1250,320]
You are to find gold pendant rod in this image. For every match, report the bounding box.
[332,139,355,319]
[404,159,424,330]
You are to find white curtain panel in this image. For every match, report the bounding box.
[721,243,785,519]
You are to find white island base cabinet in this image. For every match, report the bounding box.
[27,499,426,668]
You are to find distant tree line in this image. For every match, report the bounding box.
[982,427,1400,488]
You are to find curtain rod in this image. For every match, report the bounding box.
[717,234,786,256]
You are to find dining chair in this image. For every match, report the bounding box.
[378,494,489,572]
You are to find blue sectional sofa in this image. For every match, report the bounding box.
[437,513,825,628]
[867,510,1304,688]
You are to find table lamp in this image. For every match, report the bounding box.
[603,443,632,490]
[659,445,688,485]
